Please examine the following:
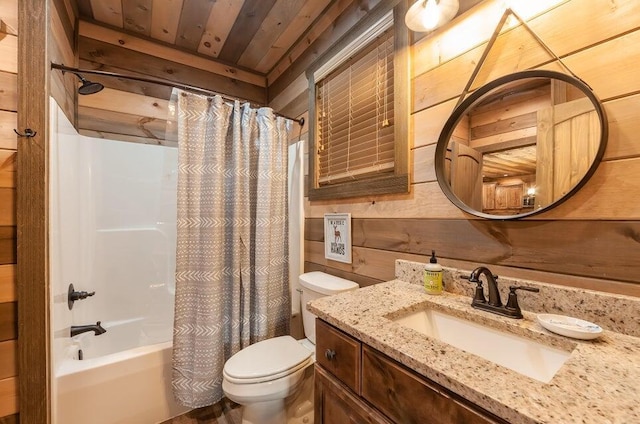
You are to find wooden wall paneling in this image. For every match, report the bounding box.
[0,150,15,189]
[268,73,307,114]
[78,59,173,99]
[412,44,484,113]
[0,340,16,380]
[76,0,93,20]
[305,181,465,219]
[306,217,640,284]
[0,111,16,151]
[267,0,385,96]
[122,0,153,36]
[0,227,15,266]
[78,106,168,142]
[0,0,18,31]
[79,21,266,87]
[78,37,266,104]
[411,0,568,75]
[0,265,15,304]
[49,67,75,124]
[412,144,436,184]
[307,155,640,220]
[51,0,74,50]
[412,98,456,149]
[149,0,183,44]
[79,88,169,120]
[50,0,75,66]
[0,72,17,111]
[0,32,16,74]
[79,129,177,147]
[18,0,50,421]
[0,413,16,424]
[49,0,77,124]
[562,28,640,102]
[0,302,15,342]
[303,261,385,288]
[603,94,640,160]
[0,189,14,226]
[288,111,308,142]
[0,377,17,418]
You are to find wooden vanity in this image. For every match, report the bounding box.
[308,278,640,424]
[314,319,508,424]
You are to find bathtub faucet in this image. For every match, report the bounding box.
[70,321,107,337]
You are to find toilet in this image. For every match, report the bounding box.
[222,271,359,424]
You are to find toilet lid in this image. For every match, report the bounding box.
[223,336,313,384]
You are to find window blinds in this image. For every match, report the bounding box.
[316,29,395,185]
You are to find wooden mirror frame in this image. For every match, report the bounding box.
[434,69,608,220]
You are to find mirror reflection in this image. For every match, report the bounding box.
[437,70,607,219]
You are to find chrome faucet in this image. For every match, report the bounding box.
[466,267,539,319]
[70,321,107,337]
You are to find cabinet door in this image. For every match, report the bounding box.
[315,365,391,424]
[361,346,507,424]
[315,319,361,393]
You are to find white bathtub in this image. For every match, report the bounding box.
[56,339,188,424]
[50,100,185,424]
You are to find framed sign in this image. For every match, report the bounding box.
[324,213,352,263]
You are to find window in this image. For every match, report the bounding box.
[307,4,410,200]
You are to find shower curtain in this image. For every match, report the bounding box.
[170,91,292,408]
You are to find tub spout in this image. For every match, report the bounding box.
[70,321,107,337]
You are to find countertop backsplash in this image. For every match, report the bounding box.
[395,259,640,337]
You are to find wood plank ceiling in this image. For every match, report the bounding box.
[76,0,335,78]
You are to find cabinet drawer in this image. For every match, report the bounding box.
[362,346,507,424]
[315,319,361,393]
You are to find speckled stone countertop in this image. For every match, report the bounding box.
[308,263,640,424]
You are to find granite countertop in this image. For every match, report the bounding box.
[308,280,640,424]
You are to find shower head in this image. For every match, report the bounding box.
[71,72,104,95]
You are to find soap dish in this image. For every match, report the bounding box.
[537,314,603,340]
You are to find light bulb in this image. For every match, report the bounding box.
[421,0,441,30]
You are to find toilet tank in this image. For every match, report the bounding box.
[299,271,359,344]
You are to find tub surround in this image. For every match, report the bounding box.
[308,260,640,424]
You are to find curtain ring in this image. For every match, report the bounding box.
[14,128,37,138]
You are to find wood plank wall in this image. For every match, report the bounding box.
[0,0,18,420]
[76,21,268,146]
[268,0,640,297]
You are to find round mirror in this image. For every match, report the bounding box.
[435,70,608,219]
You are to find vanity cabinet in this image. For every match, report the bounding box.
[315,319,509,424]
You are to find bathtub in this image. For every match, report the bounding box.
[56,335,188,424]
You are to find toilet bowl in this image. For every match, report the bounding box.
[222,272,359,424]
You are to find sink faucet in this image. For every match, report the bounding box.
[466,267,539,319]
[469,266,501,307]
[70,321,107,337]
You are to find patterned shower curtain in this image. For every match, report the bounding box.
[170,90,292,408]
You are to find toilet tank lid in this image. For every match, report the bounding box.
[299,271,359,295]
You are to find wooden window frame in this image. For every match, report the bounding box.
[306,0,410,201]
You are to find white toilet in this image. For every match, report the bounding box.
[222,271,359,424]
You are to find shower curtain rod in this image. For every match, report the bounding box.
[51,63,305,127]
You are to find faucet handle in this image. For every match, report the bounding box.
[505,286,540,317]
[465,277,487,304]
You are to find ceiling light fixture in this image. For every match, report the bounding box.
[405,0,460,32]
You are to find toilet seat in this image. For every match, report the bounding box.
[223,336,313,384]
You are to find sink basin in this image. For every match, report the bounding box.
[392,309,572,383]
